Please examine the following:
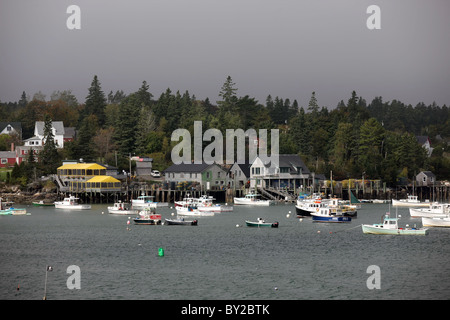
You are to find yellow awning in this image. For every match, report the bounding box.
[86,176,120,183]
[57,163,106,170]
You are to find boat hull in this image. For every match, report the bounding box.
[409,208,447,218]
[312,215,351,223]
[133,219,162,225]
[32,201,54,206]
[392,199,429,207]
[165,218,198,226]
[234,198,273,206]
[198,205,233,213]
[108,209,137,215]
[422,217,450,227]
[55,204,91,210]
[362,224,428,235]
[245,221,279,228]
[295,205,312,217]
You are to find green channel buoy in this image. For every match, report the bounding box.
[158,248,164,257]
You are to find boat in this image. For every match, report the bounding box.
[164,218,198,226]
[131,195,158,209]
[32,200,55,206]
[196,195,233,213]
[1,198,27,215]
[234,193,274,206]
[295,199,327,217]
[245,217,279,228]
[392,195,429,207]
[362,212,428,235]
[54,195,91,210]
[422,216,450,227]
[133,207,162,225]
[311,207,352,223]
[409,203,449,218]
[176,203,214,216]
[107,201,137,215]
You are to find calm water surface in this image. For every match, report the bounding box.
[1,202,449,300]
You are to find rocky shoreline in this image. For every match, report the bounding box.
[0,186,58,204]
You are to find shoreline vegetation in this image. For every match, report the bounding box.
[1,76,449,193]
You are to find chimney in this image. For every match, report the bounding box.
[11,142,14,152]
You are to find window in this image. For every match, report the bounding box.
[1,158,7,164]
[280,167,289,173]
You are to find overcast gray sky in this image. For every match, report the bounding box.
[1,0,449,108]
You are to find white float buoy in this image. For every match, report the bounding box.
[236,224,240,228]
[171,212,175,216]
[286,214,290,218]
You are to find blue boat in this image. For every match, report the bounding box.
[311,207,352,223]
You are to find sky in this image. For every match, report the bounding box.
[1,0,449,109]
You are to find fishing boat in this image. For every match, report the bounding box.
[131,195,158,209]
[409,203,449,218]
[176,203,214,216]
[133,207,162,225]
[107,201,137,215]
[54,195,91,210]
[310,207,352,223]
[295,199,327,217]
[32,200,55,206]
[392,195,429,207]
[234,193,274,206]
[0,199,27,215]
[196,195,233,213]
[245,217,279,228]
[362,213,428,235]
[164,218,198,226]
[422,216,450,227]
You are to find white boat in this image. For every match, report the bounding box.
[234,193,274,206]
[409,203,449,218]
[107,201,137,215]
[131,195,158,209]
[392,195,429,207]
[54,195,91,210]
[0,198,27,215]
[422,216,450,227]
[176,203,214,216]
[362,213,428,235]
[196,195,233,212]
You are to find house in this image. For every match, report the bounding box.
[15,145,42,165]
[249,154,311,190]
[164,162,229,191]
[416,171,436,187]
[24,121,65,149]
[0,151,16,168]
[229,161,251,188]
[135,157,153,178]
[417,136,433,157]
[56,163,121,192]
[0,122,22,138]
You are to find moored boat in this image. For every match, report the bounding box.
[234,193,274,206]
[409,203,449,218]
[176,203,214,216]
[362,213,428,235]
[245,217,279,228]
[311,207,352,223]
[108,201,137,215]
[164,218,198,226]
[422,216,450,227]
[54,195,91,210]
[392,195,429,207]
[131,195,158,209]
[133,207,162,225]
[32,200,55,206]
[0,198,27,215]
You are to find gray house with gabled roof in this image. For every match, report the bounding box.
[163,162,229,191]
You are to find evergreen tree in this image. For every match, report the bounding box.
[39,115,61,175]
[84,75,107,127]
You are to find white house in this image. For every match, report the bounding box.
[416,171,436,187]
[249,154,311,190]
[23,121,65,149]
[417,136,433,157]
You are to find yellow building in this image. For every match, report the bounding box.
[57,163,121,192]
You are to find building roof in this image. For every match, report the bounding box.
[418,171,435,177]
[35,121,65,136]
[0,122,22,133]
[86,176,120,183]
[234,162,251,177]
[0,151,16,158]
[57,163,106,170]
[254,154,310,174]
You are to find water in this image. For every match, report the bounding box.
[1,203,449,300]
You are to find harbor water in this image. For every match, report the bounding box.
[0,203,449,300]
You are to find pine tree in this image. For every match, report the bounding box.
[39,115,61,175]
[84,75,107,127]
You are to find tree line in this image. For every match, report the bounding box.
[1,75,449,186]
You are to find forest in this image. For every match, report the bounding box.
[1,75,449,186]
